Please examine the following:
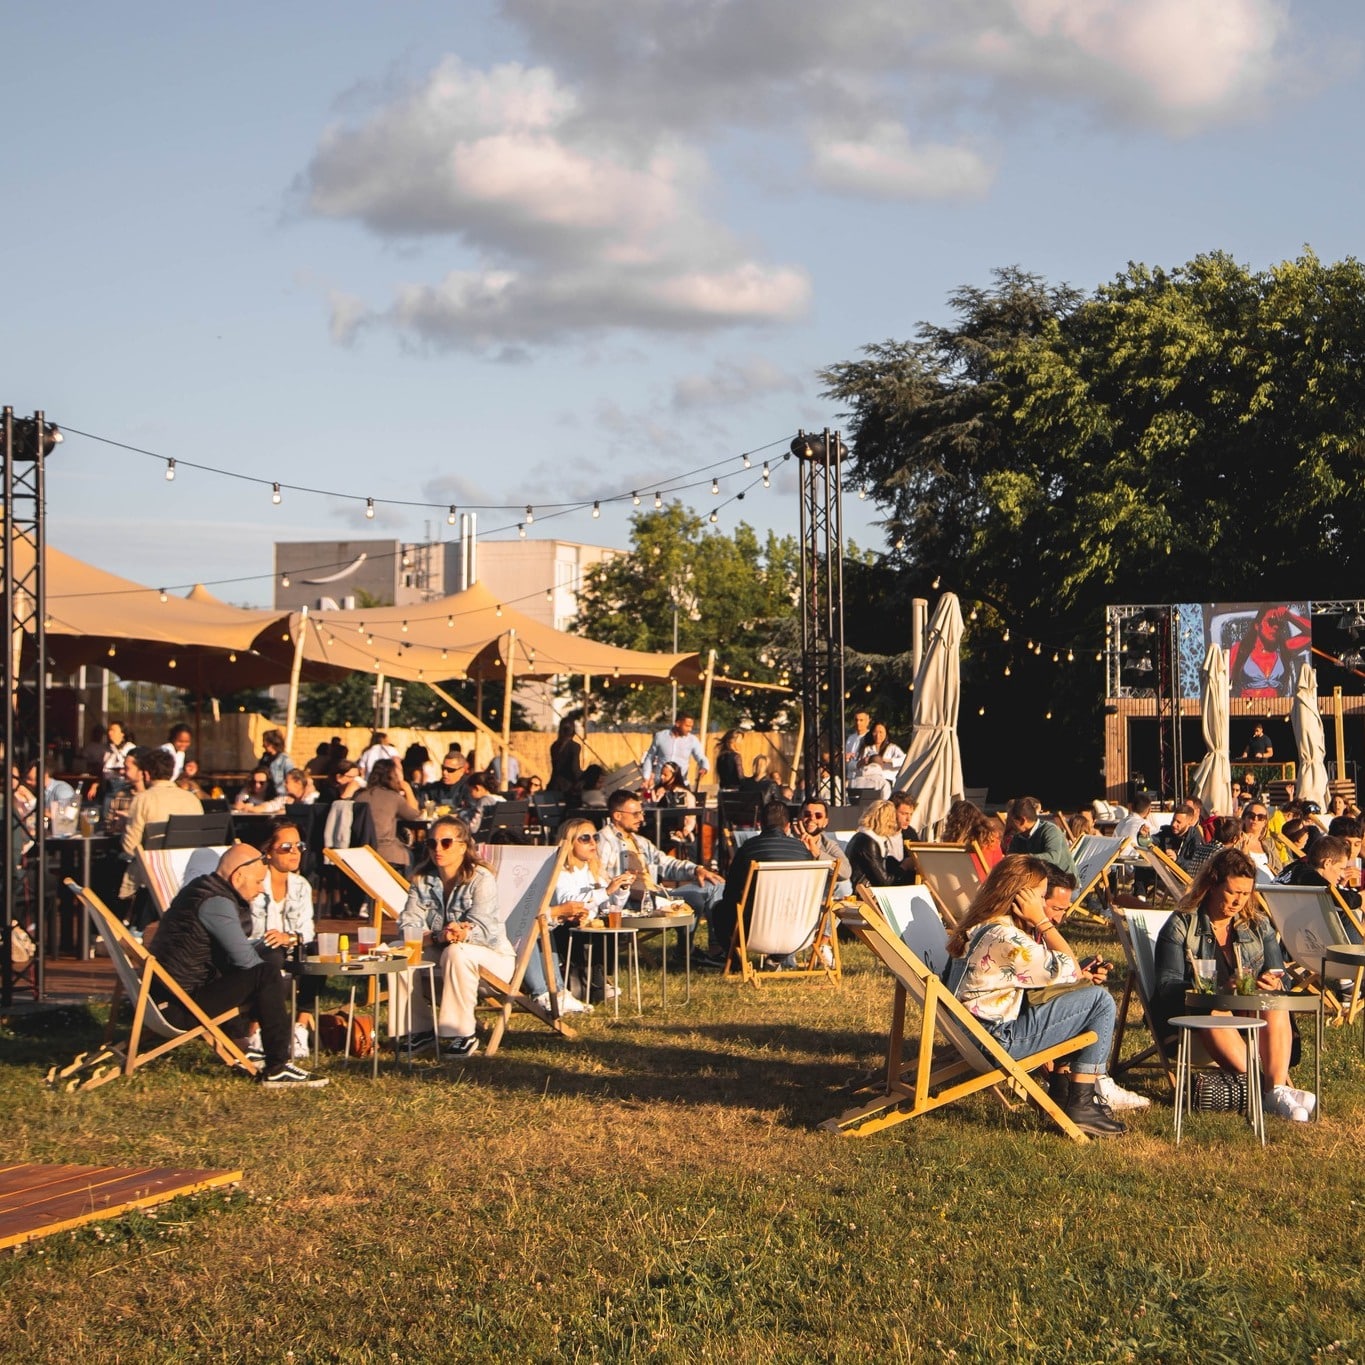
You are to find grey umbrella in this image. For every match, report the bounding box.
[1292,662,1330,811]
[1190,644,1233,816]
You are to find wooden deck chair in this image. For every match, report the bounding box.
[136,846,232,918]
[725,860,839,986]
[475,842,576,1054]
[1107,907,1178,1085]
[326,844,576,1051]
[1259,884,1359,1024]
[61,880,255,1089]
[820,902,1095,1143]
[1141,845,1191,903]
[1069,835,1130,915]
[859,884,953,980]
[903,842,984,927]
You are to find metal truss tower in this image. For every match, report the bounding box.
[791,429,847,802]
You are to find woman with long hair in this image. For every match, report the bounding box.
[848,722,905,801]
[397,815,509,1056]
[355,756,422,870]
[948,854,1126,1137]
[941,799,983,845]
[249,817,316,1057]
[1228,605,1311,699]
[1152,847,1311,1121]
[548,717,584,798]
[846,799,916,890]
[1235,799,1288,875]
[715,729,744,790]
[529,818,635,1007]
[650,759,697,855]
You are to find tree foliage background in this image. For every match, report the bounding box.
[572,502,799,730]
[823,251,1365,800]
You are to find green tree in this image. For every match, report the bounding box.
[822,251,1365,797]
[572,503,799,728]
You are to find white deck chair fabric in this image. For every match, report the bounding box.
[865,886,951,981]
[137,845,232,917]
[1122,907,1173,1002]
[323,846,410,925]
[476,843,558,946]
[904,844,983,925]
[742,861,835,957]
[1259,885,1352,968]
[1071,835,1128,901]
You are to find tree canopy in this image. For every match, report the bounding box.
[572,502,798,728]
[823,251,1365,797]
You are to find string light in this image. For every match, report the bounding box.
[401,621,409,633]
[545,587,553,601]
[654,492,663,509]
[518,523,526,538]
[709,510,718,524]
[1066,649,1074,662]
[447,614,454,627]
[525,505,534,524]
[281,573,290,588]
[1003,664,1011,676]
[632,491,640,506]
[495,604,503,617]
[592,501,600,517]
[1002,628,1009,642]
[272,482,281,505]
[158,588,168,603]
[742,453,751,468]
[365,497,374,519]
[762,463,770,487]
[932,575,940,589]
[969,606,978,621]
[711,478,719,495]
[448,505,457,525]
[165,459,175,480]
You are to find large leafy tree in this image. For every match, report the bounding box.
[572,502,799,728]
[822,251,1365,797]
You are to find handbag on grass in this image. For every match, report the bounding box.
[318,1010,375,1058]
[1191,1070,1247,1113]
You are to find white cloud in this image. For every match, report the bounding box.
[303,57,809,350]
[807,120,995,199]
[671,357,804,411]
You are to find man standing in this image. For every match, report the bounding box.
[710,799,823,966]
[1004,796,1076,876]
[642,714,709,788]
[597,788,723,938]
[149,845,327,1088]
[843,711,871,786]
[1241,723,1274,762]
[358,731,399,780]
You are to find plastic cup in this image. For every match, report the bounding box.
[405,938,424,965]
[357,927,379,953]
[1193,958,1217,994]
[607,910,622,929]
[317,932,339,962]
[1235,971,1257,996]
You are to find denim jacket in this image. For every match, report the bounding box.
[248,870,315,945]
[399,866,509,953]
[1153,908,1284,1013]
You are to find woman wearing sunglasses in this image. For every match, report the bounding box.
[523,818,634,1010]
[397,816,510,1057]
[247,818,315,1058]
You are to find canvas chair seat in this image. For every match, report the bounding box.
[1141,845,1191,903]
[1259,883,1362,1024]
[1070,835,1131,911]
[136,846,232,919]
[820,902,1096,1142]
[725,860,840,987]
[61,880,254,1089]
[902,842,985,926]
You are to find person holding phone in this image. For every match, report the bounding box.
[948,854,1127,1137]
[1152,847,1311,1121]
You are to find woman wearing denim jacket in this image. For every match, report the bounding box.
[1152,846,1311,1121]
[398,816,509,1057]
[949,854,1126,1138]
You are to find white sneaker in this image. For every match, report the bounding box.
[533,992,553,1011]
[818,943,835,968]
[245,1026,263,1055]
[556,991,592,1015]
[1095,1075,1151,1111]
[1268,1084,1310,1121]
[603,982,620,1001]
[1284,1084,1316,1115]
[292,1023,311,1060]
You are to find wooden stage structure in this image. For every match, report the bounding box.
[0,1163,242,1251]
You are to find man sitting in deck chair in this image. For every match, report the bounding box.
[149,845,328,1089]
[707,799,824,969]
[948,854,1126,1138]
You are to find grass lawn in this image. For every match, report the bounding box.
[3,925,1365,1364]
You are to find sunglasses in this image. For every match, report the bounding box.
[575,833,598,843]
[272,841,307,854]
[441,766,461,774]
[434,836,466,850]
[1249,812,1268,820]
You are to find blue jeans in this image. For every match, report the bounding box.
[987,985,1115,1074]
[522,937,565,997]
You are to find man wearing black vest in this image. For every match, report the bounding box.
[150,844,327,1089]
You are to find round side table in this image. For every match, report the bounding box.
[1169,1015,1266,1146]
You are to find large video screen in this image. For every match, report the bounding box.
[1176,601,1312,700]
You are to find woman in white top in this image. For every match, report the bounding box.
[848,722,905,800]
[532,818,634,1008]
[249,818,316,1053]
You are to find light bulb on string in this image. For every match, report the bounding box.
[592,501,600,518]
[495,605,503,618]
[711,478,719,494]
[158,588,168,603]
[1003,664,1011,676]
[281,573,290,588]
[545,587,553,601]
[1095,651,1102,662]
[709,510,718,524]
[401,621,409,633]
[654,492,662,509]
[742,453,751,468]
[969,606,978,621]
[365,497,375,519]
[978,706,986,716]
[165,459,176,480]
[447,505,457,525]
[1046,710,1053,720]
[1067,649,1074,662]
[518,523,526,538]
[1002,628,1010,642]
[931,575,940,589]
[762,463,770,487]
[632,491,640,506]
[525,505,534,524]
[1052,652,1059,663]
[272,482,282,505]
[447,615,454,627]
[858,488,866,499]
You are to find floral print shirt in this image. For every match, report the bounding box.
[954,920,1078,1024]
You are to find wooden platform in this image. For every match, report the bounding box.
[0,1163,242,1250]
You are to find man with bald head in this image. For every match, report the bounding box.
[149,844,327,1088]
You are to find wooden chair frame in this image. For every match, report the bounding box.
[63,880,256,1088]
[1107,906,1179,1087]
[820,903,1095,1143]
[1141,845,1191,903]
[724,859,840,987]
[323,844,576,1054]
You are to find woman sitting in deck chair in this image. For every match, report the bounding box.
[948,854,1127,1138]
[398,816,512,1058]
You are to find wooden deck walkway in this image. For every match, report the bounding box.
[0,1163,242,1250]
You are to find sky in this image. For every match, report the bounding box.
[5,0,1364,608]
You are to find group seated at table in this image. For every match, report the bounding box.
[1151,847,1315,1122]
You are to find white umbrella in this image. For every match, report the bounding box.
[893,592,964,837]
[1189,644,1233,815]
[1292,663,1330,811]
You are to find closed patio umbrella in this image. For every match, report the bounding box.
[893,592,964,837]
[1292,663,1330,811]
[1189,643,1233,816]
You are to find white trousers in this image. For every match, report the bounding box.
[396,942,516,1039]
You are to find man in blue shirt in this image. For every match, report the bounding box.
[642,715,709,787]
[150,844,327,1089]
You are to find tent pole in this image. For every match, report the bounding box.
[582,676,590,738]
[284,606,307,758]
[426,681,498,744]
[793,702,806,791]
[501,630,516,771]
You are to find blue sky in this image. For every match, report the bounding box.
[5,1,1362,606]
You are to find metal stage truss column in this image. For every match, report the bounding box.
[791,429,847,803]
[3,408,60,1004]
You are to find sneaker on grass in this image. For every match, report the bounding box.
[441,1035,479,1057]
[1267,1084,1309,1121]
[259,1062,329,1090]
[1094,1074,1151,1112]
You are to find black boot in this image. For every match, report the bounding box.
[1063,1079,1128,1138]
[1046,1070,1070,1108]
